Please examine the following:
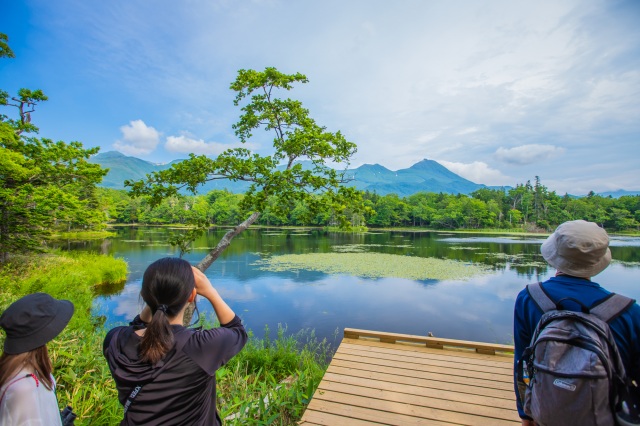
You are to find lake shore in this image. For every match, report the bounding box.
[103,222,640,237]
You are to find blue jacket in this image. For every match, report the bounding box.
[513,275,640,419]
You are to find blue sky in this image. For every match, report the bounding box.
[1,0,639,194]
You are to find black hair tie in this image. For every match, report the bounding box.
[157,304,169,314]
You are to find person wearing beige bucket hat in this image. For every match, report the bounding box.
[540,220,612,278]
[0,293,75,425]
[513,220,640,426]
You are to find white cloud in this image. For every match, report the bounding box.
[456,127,479,136]
[416,131,442,143]
[165,134,256,156]
[113,120,160,156]
[437,160,512,186]
[494,144,566,165]
[165,135,228,155]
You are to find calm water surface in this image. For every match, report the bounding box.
[64,227,640,346]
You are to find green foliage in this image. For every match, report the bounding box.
[0,126,108,260]
[0,252,128,330]
[0,33,15,60]
[218,325,334,425]
[48,230,116,240]
[0,36,108,261]
[49,329,122,424]
[99,182,640,234]
[0,33,14,108]
[362,182,639,232]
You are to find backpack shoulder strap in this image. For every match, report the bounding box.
[527,282,556,313]
[590,293,635,323]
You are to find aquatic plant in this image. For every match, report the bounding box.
[253,252,490,280]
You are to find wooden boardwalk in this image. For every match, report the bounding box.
[299,328,519,426]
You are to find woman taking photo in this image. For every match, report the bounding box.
[103,257,247,425]
[0,293,75,425]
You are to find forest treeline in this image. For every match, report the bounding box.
[96,177,640,232]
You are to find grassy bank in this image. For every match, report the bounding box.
[219,325,334,424]
[0,252,128,330]
[0,252,129,424]
[1,252,331,425]
[47,230,117,240]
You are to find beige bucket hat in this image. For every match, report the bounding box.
[541,220,611,277]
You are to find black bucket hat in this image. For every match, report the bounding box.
[0,293,74,354]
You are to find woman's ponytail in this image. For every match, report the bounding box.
[138,258,195,365]
[139,306,174,364]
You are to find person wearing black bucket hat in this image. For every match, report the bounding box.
[513,220,640,426]
[0,293,74,425]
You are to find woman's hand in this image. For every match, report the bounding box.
[192,266,215,297]
[191,266,236,324]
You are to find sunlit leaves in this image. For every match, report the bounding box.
[0,32,15,59]
[0,74,107,259]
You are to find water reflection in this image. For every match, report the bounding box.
[51,227,640,345]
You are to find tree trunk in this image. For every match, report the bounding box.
[183,211,261,325]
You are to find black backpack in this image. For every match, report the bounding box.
[516,282,640,426]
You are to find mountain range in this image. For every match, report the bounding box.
[89,151,639,198]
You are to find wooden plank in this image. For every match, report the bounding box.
[322,369,515,407]
[305,398,458,426]
[334,347,513,378]
[344,328,514,355]
[300,409,384,426]
[327,360,515,398]
[300,329,519,425]
[313,387,519,426]
[340,339,513,366]
[335,347,513,382]
[331,358,514,391]
[317,380,519,422]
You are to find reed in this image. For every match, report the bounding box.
[218,325,336,425]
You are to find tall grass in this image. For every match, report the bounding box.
[218,325,336,425]
[47,231,117,240]
[0,252,128,425]
[1,253,335,425]
[49,329,123,423]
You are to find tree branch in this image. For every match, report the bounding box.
[196,211,261,272]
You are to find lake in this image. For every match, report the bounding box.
[65,227,640,346]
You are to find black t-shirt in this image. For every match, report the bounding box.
[103,315,247,425]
